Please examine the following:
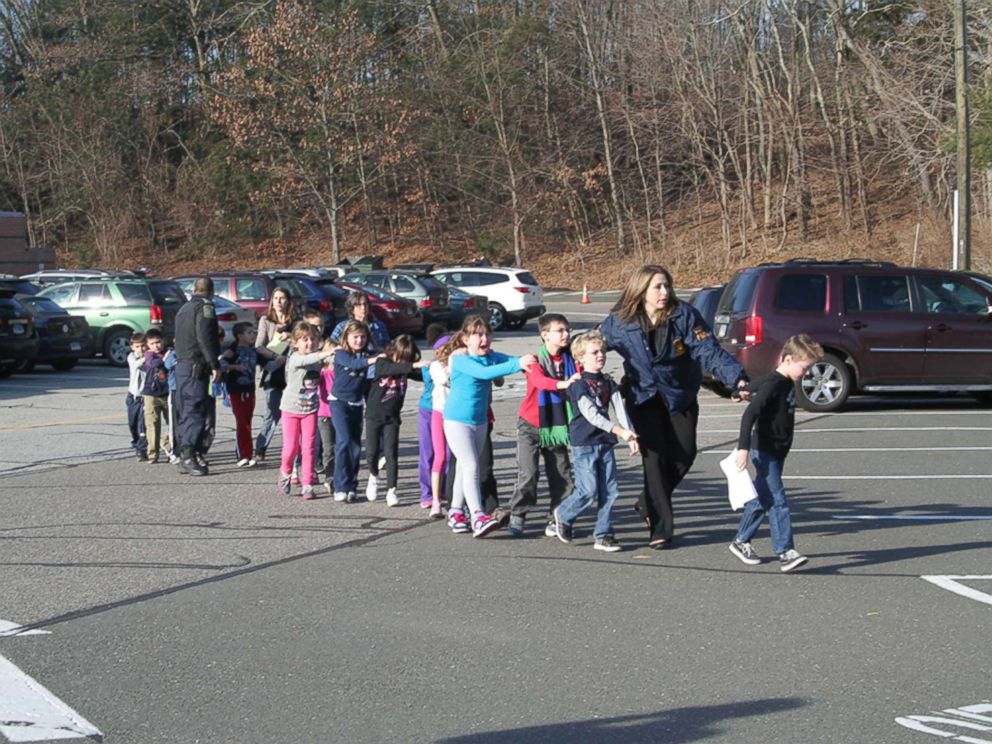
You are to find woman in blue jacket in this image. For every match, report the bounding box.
[600,265,747,549]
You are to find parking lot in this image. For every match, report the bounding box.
[0,291,989,743]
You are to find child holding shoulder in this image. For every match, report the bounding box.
[552,331,638,552]
[365,334,428,506]
[141,329,171,463]
[126,332,148,461]
[728,334,823,572]
[278,322,335,500]
[416,323,448,512]
[508,313,580,538]
[330,320,381,502]
[222,322,259,467]
[443,314,536,538]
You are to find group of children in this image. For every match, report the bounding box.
[125,306,821,569]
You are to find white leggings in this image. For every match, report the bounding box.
[443,419,488,516]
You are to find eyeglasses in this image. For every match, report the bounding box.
[547,327,571,334]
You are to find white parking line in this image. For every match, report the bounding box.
[920,576,992,607]
[787,474,992,480]
[700,446,992,453]
[705,427,992,433]
[834,515,992,521]
[0,653,102,742]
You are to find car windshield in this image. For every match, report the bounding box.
[516,272,539,286]
[150,282,187,305]
[717,271,760,315]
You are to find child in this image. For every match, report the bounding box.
[278,322,335,500]
[508,313,580,538]
[317,338,339,495]
[141,329,171,463]
[365,335,427,506]
[163,340,179,464]
[417,323,447,511]
[428,334,457,518]
[552,331,638,552]
[222,322,259,467]
[330,320,380,502]
[728,334,823,572]
[126,332,148,461]
[303,309,326,340]
[443,314,536,538]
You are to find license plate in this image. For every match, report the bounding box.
[70,341,81,351]
[11,323,24,335]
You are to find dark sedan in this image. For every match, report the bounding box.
[0,290,39,377]
[442,283,487,329]
[15,294,93,371]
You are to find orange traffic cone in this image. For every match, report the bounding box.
[581,284,591,304]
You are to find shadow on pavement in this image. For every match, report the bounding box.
[436,698,807,743]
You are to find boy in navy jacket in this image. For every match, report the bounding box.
[552,331,639,552]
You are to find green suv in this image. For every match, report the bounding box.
[39,278,187,366]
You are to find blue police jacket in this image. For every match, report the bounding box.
[600,302,745,414]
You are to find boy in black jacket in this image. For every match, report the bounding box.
[728,334,823,572]
[552,331,639,553]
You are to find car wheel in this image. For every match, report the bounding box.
[51,359,78,372]
[15,359,35,373]
[103,328,132,367]
[0,361,15,379]
[972,391,992,406]
[488,303,507,331]
[796,353,852,412]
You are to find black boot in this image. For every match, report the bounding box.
[179,447,207,476]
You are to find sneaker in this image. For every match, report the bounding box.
[291,469,300,486]
[366,474,379,502]
[544,520,558,538]
[779,549,808,573]
[378,455,387,472]
[347,491,357,503]
[729,540,762,566]
[236,458,250,468]
[594,535,622,553]
[472,512,501,538]
[508,514,525,537]
[301,486,315,501]
[196,454,208,468]
[277,473,292,496]
[136,451,148,462]
[386,488,399,507]
[168,454,180,465]
[491,507,511,529]
[333,491,348,502]
[420,499,432,509]
[552,507,572,544]
[147,455,158,464]
[429,502,444,519]
[247,458,257,468]
[255,451,266,463]
[447,510,470,534]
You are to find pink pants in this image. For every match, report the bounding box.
[280,412,317,485]
[430,410,447,474]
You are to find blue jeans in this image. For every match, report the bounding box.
[330,401,364,493]
[556,443,619,538]
[735,450,794,555]
[255,387,283,455]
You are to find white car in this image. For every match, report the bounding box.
[430,266,545,330]
[210,295,256,341]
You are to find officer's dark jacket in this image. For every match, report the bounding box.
[600,302,744,414]
[175,295,221,370]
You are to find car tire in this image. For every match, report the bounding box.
[0,361,15,379]
[51,359,78,372]
[103,328,132,367]
[15,359,35,373]
[488,303,507,331]
[796,352,852,412]
[972,391,992,406]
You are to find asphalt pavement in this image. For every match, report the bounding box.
[0,289,989,743]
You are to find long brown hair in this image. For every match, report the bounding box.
[434,333,464,364]
[612,264,678,324]
[265,287,297,324]
[385,334,421,363]
[339,320,371,353]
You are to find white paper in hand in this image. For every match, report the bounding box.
[720,453,759,511]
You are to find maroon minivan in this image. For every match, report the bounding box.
[713,260,992,411]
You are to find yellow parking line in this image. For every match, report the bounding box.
[0,414,123,433]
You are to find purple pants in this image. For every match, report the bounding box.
[417,407,433,505]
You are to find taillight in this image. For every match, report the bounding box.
[463,299,475,309]
[419,298,433,308]
[149,305,163,323]
[744,315,763,345]
[514,287,529,293]
[216,312,237,322]
[319,300,332,313]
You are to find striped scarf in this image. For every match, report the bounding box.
[537,347,576,448]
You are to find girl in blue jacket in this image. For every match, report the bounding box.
[442,315,536,538]
[600,265,747,549]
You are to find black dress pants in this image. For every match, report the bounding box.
[629,395,699,542]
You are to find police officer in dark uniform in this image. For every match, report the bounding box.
[174,277,221,476]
